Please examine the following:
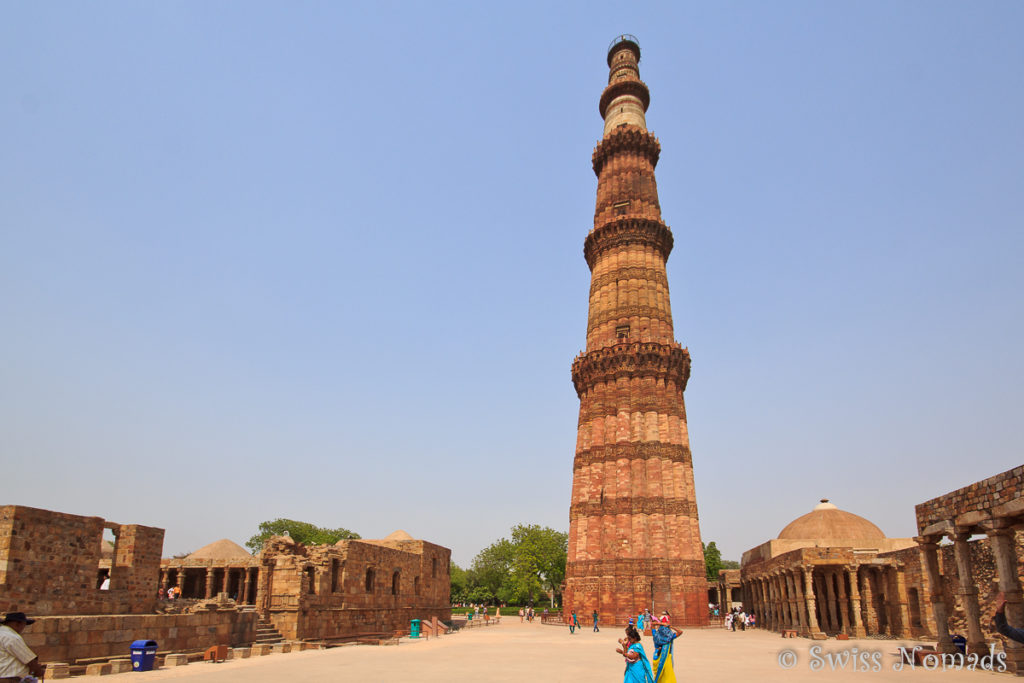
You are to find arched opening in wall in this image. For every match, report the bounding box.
[331,559,342,593]
[392,570,400,595]
[907,587,922,628]
[414,576,421,596]
[365,568,375,593]
[304,566,316,595]
[432,557,437,579]
[98,527,117,589]
[731,588,741,602]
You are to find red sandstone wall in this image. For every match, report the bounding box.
[20,611,258,664]
[260,537,451,641]
[0,506,162,616]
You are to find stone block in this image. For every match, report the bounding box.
[109,659,133,673]
[85,663,112,676]
[163,653,189,667]
[45,662,70,679]
[272,642,292,653]
[252,644,271,656]
[231,646,251,659]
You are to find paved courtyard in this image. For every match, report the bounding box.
[103,620,1009,682]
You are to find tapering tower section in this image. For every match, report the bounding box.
[564,36,705,626]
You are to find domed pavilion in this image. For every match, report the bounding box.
[739,499,919,639]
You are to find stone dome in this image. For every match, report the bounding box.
[384,530,414,541]
[778,500,886,541]
[186,539,252,561]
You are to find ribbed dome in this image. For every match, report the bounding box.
[186,539,252,561]
[778,500,886,541]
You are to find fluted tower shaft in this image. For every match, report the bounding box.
[564,36,705,627]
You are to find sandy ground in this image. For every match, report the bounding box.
[97,620,1010,682]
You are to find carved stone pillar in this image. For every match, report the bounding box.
[241,568,251,604]
[778,573,786,630]
[789,571,807,632]
[917,537,954,652]
[803,566,825,638]
[221,567,230,596]
[986,525,1024,674]
[846,565,866,637]
[893,565,911,638]
[204,567,215,599]
[952,531,987,654]
[176,568,186,596]
[834,567,851,634]
[160,569,170,591]
[860,569,877,634]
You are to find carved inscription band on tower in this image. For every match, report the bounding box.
[564,36,706,626]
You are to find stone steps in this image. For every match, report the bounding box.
[255,620,286,644]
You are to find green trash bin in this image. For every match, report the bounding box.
[410,618,421,638]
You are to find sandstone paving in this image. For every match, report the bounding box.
[89,621,1009,682]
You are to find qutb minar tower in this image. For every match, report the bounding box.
[564,36,705,626]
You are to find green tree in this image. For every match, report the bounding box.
[509,524,568,606]
[450,562,470,603]
[721,559,740,570]
[703,541,724,580]
[463,525,568,607]
[245,518,360,553]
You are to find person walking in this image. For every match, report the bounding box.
[651,614,682,683]
[0,612,46,682]
[617,625,654,683]
[519,608,524,623]
[569,610,579,634]
[593,609,600,632]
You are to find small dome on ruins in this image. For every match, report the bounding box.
[777,499,886,541]
[384,530,414,541]
[185,539,252,561]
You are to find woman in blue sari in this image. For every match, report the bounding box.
[617,625,654,683]
[651,613,682,683]
[636,611,646,633]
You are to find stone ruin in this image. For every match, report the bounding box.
[0,504,451,670]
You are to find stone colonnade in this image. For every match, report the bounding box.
[158,566,259,603]
[742,562,914,639]
[917,521,1023,668]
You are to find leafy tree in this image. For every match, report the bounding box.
[450,562,470,603]
[245,518,360,553]
[509,524,567,606]
[703,541,723,580]
[721,559,740,570]
[455,525,568,607]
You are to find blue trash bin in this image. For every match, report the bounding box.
[130,640,158,672]
[410,618,421,638]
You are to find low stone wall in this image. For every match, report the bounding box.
[270,606,451,641]
[20,611,258,664]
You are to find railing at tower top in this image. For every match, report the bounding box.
[607,34,641,59]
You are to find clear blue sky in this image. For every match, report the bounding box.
[2,2,1021,567]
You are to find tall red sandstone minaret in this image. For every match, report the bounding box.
[564,35,705,626]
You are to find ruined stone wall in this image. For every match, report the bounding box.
[20,610,258,664]
[260,536,451,641]
[935,534,1024,644]
[878,544,936,637]
[0,506,162,616]
[916,465,1023,532]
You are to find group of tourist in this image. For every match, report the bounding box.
[616,611,682,683]
[158,586,182,600]
[724,608,755,631]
